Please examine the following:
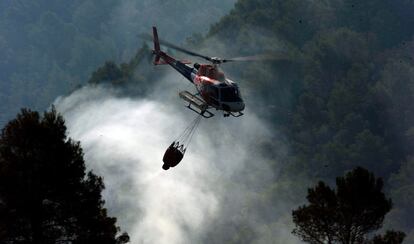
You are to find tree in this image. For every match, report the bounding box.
[0,108,129,244]
[292,167,404,244]
[88,61,123,85]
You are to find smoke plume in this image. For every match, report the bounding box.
[54,80,299,243]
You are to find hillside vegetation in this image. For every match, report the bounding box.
[202,0,414,241]
[2,0,414,242]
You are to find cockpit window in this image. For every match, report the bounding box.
[207,85,219,99]
[220,87,242,102]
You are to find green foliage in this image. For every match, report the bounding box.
[292,167,400,244]
[193,0,414,241]
[89,61,123,85]
[292,181,338,243]
[0,108,129,243]
[86,44,159,96]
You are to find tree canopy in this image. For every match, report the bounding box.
[0,108,129,244]
[292,167,402,244]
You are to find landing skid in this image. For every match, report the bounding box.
[179,91,214,118]
[224,111,244,117]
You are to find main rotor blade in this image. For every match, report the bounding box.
[160,40,213,62]
[139,33,212,62]
[139,32,298,64]
[222,53,290,63]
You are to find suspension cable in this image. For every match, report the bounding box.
[174,114,202,151]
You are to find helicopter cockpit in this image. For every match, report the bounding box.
[194,63,244,112]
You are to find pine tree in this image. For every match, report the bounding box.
[0,108,129,244]
[292,167,404,244]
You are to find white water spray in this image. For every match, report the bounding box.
[55,84,298,243]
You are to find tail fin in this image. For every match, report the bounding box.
[151,26,190,65]
[152,26,162,65]
[153,26,160,53]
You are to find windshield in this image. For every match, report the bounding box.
[206,85,219,100]
[220,87,242,102]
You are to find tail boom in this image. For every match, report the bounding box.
[151,26,195,82]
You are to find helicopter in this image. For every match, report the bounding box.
[148,26,252,118]
[144,27,283,170]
